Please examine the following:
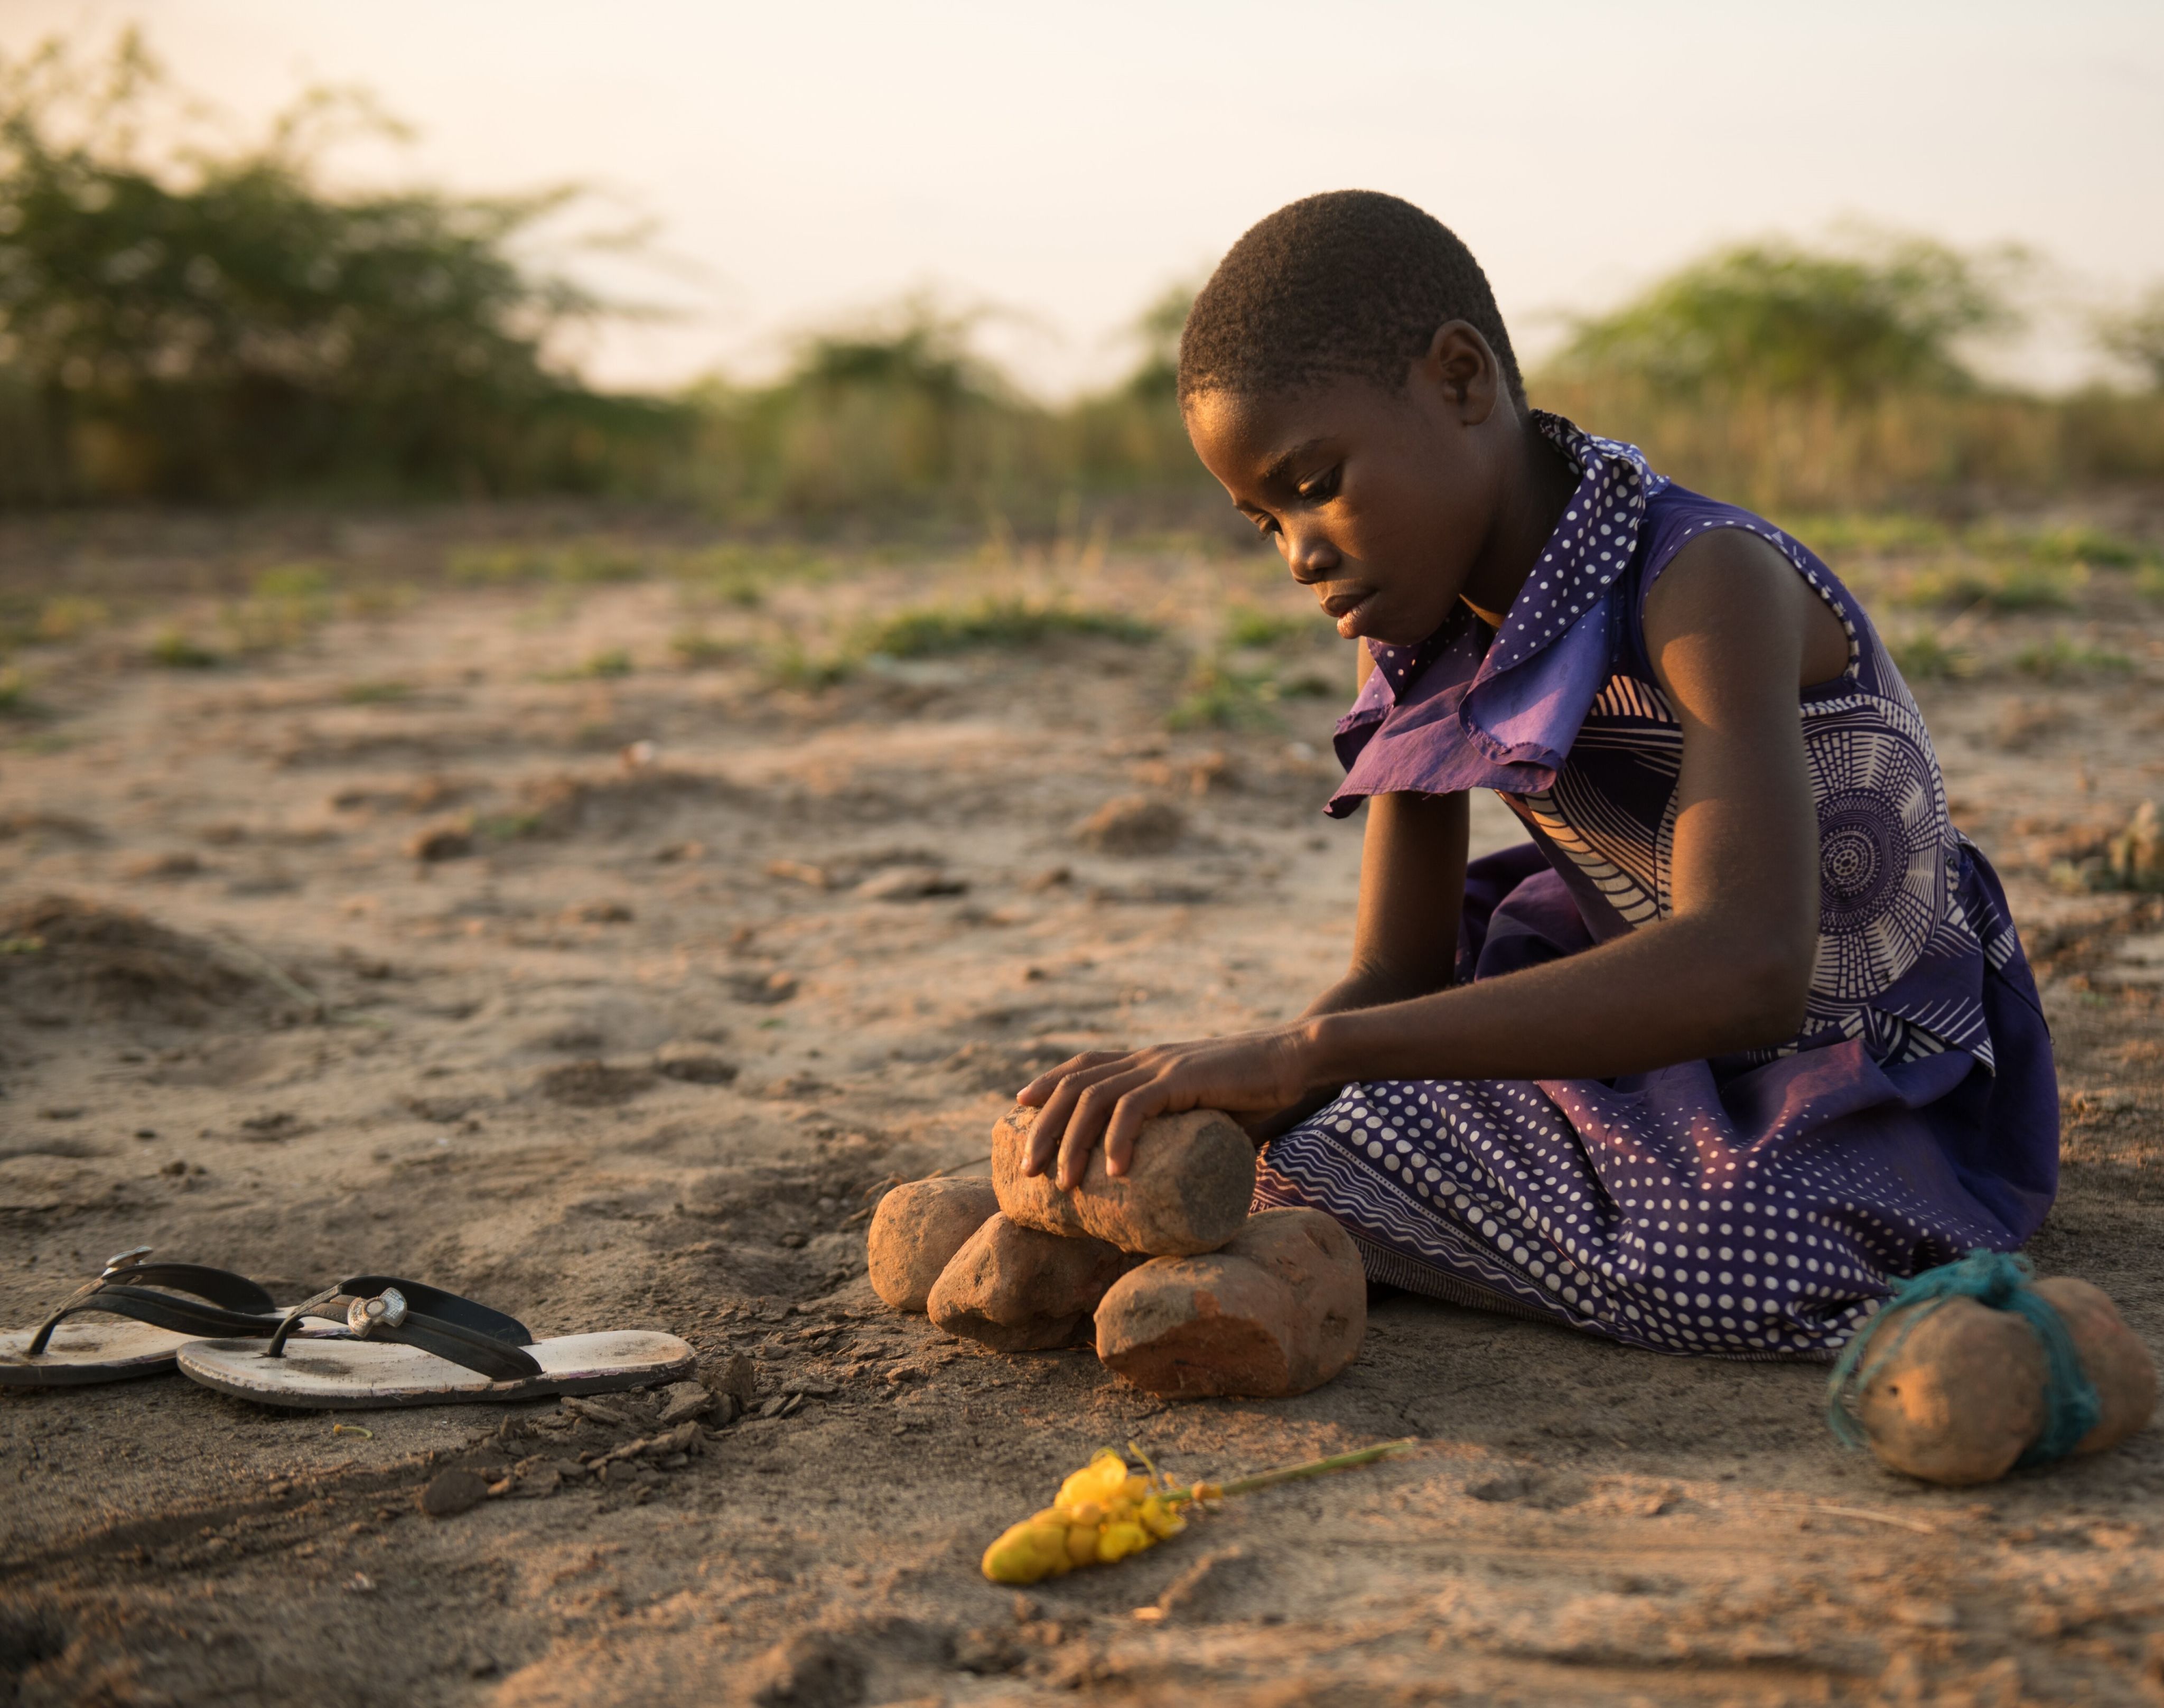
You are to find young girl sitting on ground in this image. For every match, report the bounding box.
[1018,191,2057,1359]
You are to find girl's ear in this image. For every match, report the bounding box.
[1416,320,1501,425]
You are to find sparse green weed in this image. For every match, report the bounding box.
[670,629,742,667]
[0,667,27,713]
[763,639,856,691]
[1166,655,1282,732]
[447,540,649,586]
[2014,634,2132,679]
[1888,631,1976,682]
[1782,512,1955,556]
[1223,606,1317,649]
[1992,524,2153,570]
[561,648,632,679]
[36,596,109,642]
[149,629,219,668]
[858,595,1155,659]
[667,543,829,609]
[342,679,413,704]
[1896,559,2085,613]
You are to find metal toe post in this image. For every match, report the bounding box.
[263,1283,345,1360]
[347,1289,409,1337]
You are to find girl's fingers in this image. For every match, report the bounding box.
[1016,1051,1128,1108]
[1022,1058,1138,1176]
[1055,1069,1154,1191]
[1100,1078,1179,1177]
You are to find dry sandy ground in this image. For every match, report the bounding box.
[1,507,2162,1707]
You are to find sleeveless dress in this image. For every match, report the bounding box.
[1251,412,2058,1359]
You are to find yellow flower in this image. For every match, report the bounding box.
[1057,1450,1132,1510]
[1096,1520,1152,1563]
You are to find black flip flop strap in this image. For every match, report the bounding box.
[356,1313,543,1382]
[339,1275,533,1346]
[265,1278,541,1382]
[26,1258,282,1356]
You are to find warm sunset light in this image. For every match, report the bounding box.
[1,7,2159,1704]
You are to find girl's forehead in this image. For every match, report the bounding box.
[1187,378,1388,464]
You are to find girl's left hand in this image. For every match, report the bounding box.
[1013,1028,1314,1191]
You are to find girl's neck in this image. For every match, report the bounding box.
[1459,416,1579,629]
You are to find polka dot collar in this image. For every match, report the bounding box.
[1364,412,1664,706]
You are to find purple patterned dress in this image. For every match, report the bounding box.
[1252,413,2058,1359]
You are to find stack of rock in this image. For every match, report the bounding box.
[868,1105,1366,1398]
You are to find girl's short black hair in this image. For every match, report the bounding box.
[1177,191,1524,408]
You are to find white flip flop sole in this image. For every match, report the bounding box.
[0,1320,340,1387]
[176,1330,696,1408]
[0,1321,202,1385]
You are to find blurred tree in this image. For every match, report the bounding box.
[0,29,679,501]
[2097,286,2164,391]
[1551,235,2020,403]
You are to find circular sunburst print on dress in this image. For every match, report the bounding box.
[1802,704,1947,1009]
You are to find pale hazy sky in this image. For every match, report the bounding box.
[6,1,2162,396]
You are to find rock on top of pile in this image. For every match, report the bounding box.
[992,1104,1255,1256]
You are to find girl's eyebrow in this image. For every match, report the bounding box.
[1261,438,1331,487]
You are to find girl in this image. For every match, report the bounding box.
[1016,191,2056,1359]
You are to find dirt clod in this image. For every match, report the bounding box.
[537,1060,655,1105]
[421,1469,491,1518]
[0,894,286,1027]
[405,822,473,861]
[1073,793,1185,855]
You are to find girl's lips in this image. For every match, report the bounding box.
[1322,590,1373,638]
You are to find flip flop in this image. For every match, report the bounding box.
[176,1275,696,1409]
[0,1247,297,1387]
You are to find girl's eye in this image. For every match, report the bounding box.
[1251,512,1282,538]
[1296,466,1341,504]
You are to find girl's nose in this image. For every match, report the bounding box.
[1282,525,1340,584]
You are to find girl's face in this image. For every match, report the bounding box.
[1181,323,1517,647]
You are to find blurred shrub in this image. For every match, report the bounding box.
[1552,235,2016,404]
[0,31,691,503]
[2098,287,2164,391]
[1538,233,2164,512]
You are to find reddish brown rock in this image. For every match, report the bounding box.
[1853,1296,2045,1486]
[992,1105,1255,1256]
[1854,1276,2156,1485]
[868,1175,1000,1313]
[2032,1277,2156,1457]
[1093,1207,1365,1398]
[927,1213,1140,1351]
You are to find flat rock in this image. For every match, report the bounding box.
[993,1105,1254,1256]
[1094,1207,1366,1398]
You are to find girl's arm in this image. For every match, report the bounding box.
[1019,528,1835,1189]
